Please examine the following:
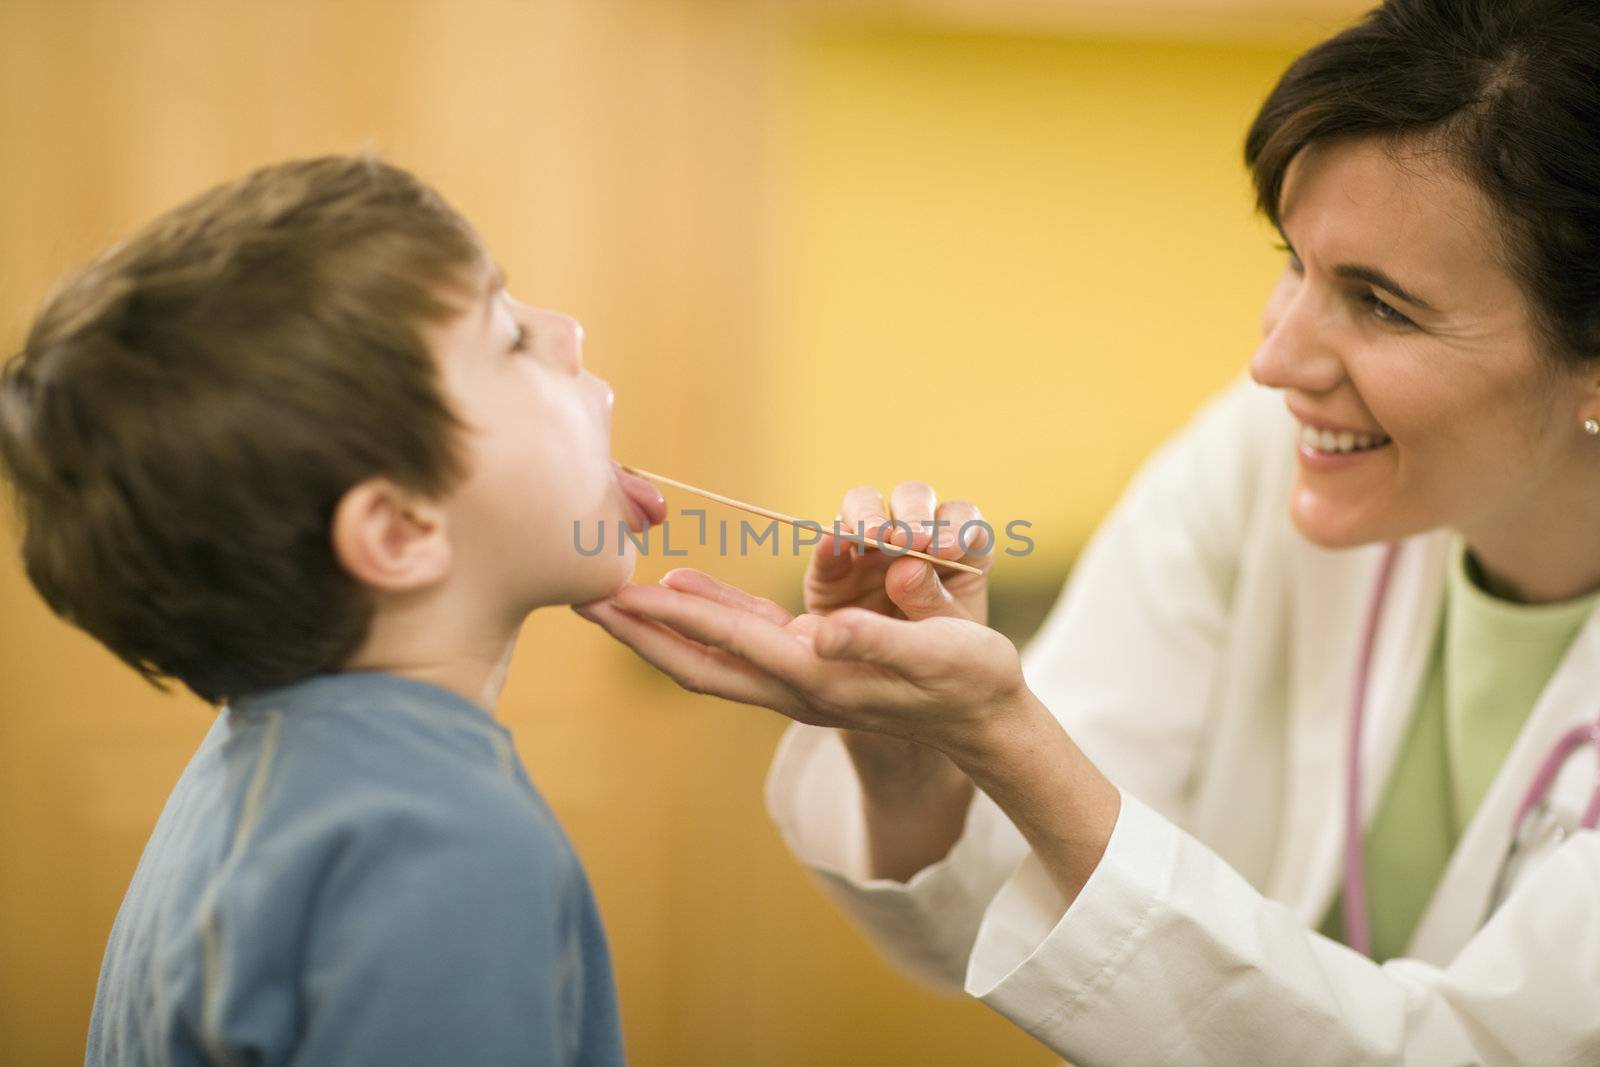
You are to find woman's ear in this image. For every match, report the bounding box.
[331,478,452,593]
[1577,368,1600,432]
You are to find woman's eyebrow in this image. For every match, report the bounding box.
[1277,231,1440,314]
[1332,263,1439,313]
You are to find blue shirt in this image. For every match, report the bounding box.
[87,672,626,1066]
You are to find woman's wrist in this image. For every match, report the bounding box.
[843,730,968,808]
[841,731,976,881]
[926,678,1051,776]
[942,689,1122,905]
[860,772,976,882]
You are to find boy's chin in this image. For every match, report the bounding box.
[577,552,639,602]
[514,554,640,617]
[524,531,649,607]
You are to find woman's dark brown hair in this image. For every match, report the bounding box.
[1246,0,1600,362]
[0,154,483,703]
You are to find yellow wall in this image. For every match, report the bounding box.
[765,27,1300,578]
[0,3,1311,1064]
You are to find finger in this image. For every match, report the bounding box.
[659,568,793,626]
[932,499,992,564]
[815,485,887,581]
[809,523,858,584]
[573,599,794,709]
[610,583,819,690]
[839,485,890,557]
[840,485,887,531]
[887,480,937,552]
[883,554,957,621]
[815,609,1000,688]
[813,607,923,670]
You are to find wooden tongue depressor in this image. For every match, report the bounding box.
[621,465,983,577]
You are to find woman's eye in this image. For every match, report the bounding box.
[1361,290,1415,328]
[510,322,530,353]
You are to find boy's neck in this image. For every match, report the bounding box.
[344,588,520,714]
[379,647,516,714]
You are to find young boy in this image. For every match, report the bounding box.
[0,154,665,1065]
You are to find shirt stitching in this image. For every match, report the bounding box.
[195,710,283,1067]
[1031,897,1159,1038]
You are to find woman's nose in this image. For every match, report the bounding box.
[1248,271,1343,394]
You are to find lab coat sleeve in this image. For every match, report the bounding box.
[764,723,1029,992]
[764,377,1283,992]
[968,790,1600,1066]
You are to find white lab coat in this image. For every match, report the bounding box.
[765,378,1600,1066]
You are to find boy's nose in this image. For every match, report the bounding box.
[533,309,584,374]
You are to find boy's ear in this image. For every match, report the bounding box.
[331,478,452,593]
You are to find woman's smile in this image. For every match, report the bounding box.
[1291,405,1395,470]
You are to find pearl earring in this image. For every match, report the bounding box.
[1586,418,1600,436]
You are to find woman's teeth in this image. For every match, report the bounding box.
[1298,424,1392,454]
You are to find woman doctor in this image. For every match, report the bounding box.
[577,0,1600,1061]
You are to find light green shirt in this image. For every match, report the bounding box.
[1322,540,1599,961]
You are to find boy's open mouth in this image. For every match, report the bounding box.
[613,461,668,531]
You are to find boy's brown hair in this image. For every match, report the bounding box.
[0,154,484,703]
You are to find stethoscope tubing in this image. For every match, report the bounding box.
[1342,541,1600,957]
[1341,542,1403,958]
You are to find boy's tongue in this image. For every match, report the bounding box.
[613,463,667,530]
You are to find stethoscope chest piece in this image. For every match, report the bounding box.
[1485,801,1578,921]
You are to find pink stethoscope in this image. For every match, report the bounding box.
[1341,542,1600,957]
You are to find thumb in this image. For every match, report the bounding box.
[884,556,957,621]
[814,608,915,668]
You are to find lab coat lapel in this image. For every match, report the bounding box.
[1408,604,1600,963]
[1276,532,1449,921]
